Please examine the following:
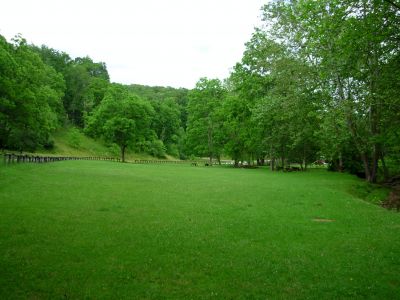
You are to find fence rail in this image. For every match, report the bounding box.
[3,153,121,164]
[132,159,196,164]
[2,153,202,165]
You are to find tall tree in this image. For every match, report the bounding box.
[85,84,154,162]
[0,35,65,151]
[260,0,400,181]
[186,78,226,163]
[64,57,110,127]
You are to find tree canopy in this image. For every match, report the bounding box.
[1,0,399,182]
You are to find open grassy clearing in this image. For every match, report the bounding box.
[0,162,399,299]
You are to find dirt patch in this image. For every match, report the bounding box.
[382,176,400,211]
[312,218,335,222]
[382,191,400,211]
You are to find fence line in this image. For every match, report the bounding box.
[2,153,202,165]
[132,159,197,165]
[3,153,121,164]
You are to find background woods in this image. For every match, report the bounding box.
[1,0,399,182]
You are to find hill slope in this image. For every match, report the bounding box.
[43,127,163,160]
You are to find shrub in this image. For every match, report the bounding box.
[67,129,82,148]
[149,140,166,158]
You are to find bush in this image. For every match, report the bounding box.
[167,143,179,158]
[43,139,55,150]
[67,128,82,148]
[107,143,120,157]
[148,140,166,158]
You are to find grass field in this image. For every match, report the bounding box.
[0,161,399,299]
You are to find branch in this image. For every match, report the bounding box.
[384,0,400,10]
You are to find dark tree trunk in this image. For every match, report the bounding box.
[371,145,379,183]
[381,151,389,181]
[121,145,126,162]
[338,152,344,172]
[207,121,213,166]
[360,152,372,182]
[270,157,275,171]
[302,143,307,171]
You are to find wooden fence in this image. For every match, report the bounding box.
[132,159,196,165]
[3,153,121,164]
[2,153,202,165]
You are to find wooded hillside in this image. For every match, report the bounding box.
[1,0,399,182]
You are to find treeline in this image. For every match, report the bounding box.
[1,0,399,183]
[0,34,189,159]
[185,0,400,183]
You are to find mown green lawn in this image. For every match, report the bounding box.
[0,161,399,299]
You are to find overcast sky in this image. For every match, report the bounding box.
[0,0,266,89]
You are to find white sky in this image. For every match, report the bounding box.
[0,0,266,89]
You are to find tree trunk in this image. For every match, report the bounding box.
[207,121,213,165]
[367,17,380,184]
[381,151,389,181]
[161,127,166,143]
[336,74,375,182]
[303,143,307,171]
[121,145,126,162]
[360,152,372,182]
[370,144,379,183]
[270,157,275,171]
[338,152,344,172]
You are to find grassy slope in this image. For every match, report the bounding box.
[0,162,399,299]
[41,127,166,161]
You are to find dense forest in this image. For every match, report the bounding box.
[1,0,399,183]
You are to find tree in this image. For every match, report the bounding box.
[63,57,110,127]
[85,84,154,162]
[32,46,111,128]
[0,34,65,151]
[103,117,135,162]
[258,0,400,181]
[186,78,226,163]
[229,30,320,170]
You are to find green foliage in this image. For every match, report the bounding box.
[66,128,82,148]
[213,0,400,178]
[0,34,65,151]
[103,117,136,151]
[128,84,189,129]
[32,45,110,128]
[186,78,226,162]
[85,84,155,161]
[147,139,167,158]
[2,1,399,175]
[258,0,400,180]
[63,59,109,127]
